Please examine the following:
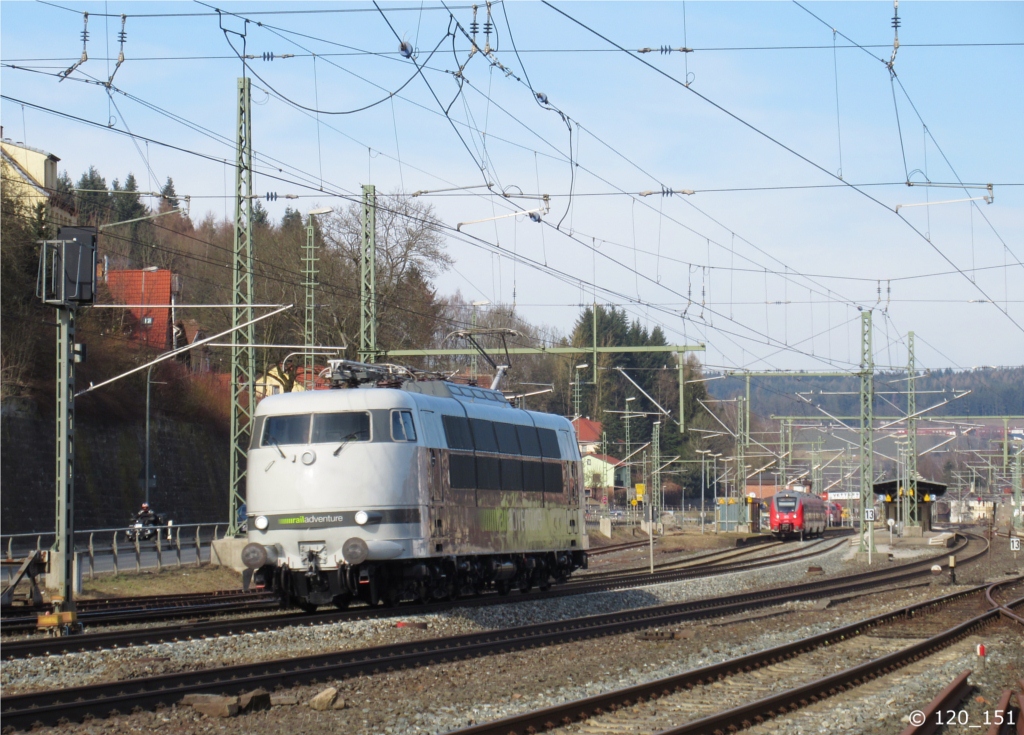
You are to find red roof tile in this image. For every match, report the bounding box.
[571,417,603,443]
[106,269,172,350]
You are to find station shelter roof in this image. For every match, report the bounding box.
[873,478,948,500]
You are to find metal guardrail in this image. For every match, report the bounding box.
[1,522,229,583]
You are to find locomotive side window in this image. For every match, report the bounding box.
[476,456,501,490]
[311,412,370,443]
[442,415,474,450]
[262,414,311,446]
[449,453,476,489]
[494,422,521,455]
[390,410,417,442]
[538,428,561,459]
[522,460,545,491]
[249,416,266,450]
[516,425,542,457]
[500,458,523,491]
[775,496,797,512]
[543,462,564,493]
[470,419,498,453]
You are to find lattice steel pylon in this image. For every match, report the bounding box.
[906,331,919,525]
[359,184,377,363]
[303,216,318,390]
[229,77,255,537]
[1011,448,1019,528]
[54,307,77,609]
[858,310,875,554]
[651,419,662,521]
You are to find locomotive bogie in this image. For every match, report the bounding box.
[244,380,588,609]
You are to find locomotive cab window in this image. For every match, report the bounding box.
[311,412,370,443]
[775,497,798,512]
[262,414,311,447]
[538,428,561,458]
[391,410,417,442]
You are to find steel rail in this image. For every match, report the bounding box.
[0,538,991,728]
[656,587,1023,735]
[2,589,276,618]
[898,670,973,735]
[0,532,972,660]
[568,537,836,585]
[442,578,1020,735]
[0,536,850,658]
[0,594,280,633]
[986,582,1024,625]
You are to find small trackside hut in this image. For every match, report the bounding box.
[241,360,588,611]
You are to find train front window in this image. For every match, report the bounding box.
[391,410,417,442]
[312,412,371,443]
[262,414,311,447]
[775,497,797,512]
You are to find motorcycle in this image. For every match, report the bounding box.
[125,513,168,543]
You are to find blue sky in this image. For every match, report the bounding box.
[2,1,1021,372]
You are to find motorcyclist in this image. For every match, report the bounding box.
[137,502,157,525]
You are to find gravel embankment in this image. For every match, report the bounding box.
[2,540,854,695]
[7,541,985,735]
[747,624,1024,734]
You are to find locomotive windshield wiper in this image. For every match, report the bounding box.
[333,432,359,456]
[268,437,286,459]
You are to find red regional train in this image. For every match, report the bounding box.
[769,491,827,541]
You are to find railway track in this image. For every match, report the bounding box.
[441,576,1023,735]
[0,536,849,658]
[0,534,990,729]
[0,589,280,633]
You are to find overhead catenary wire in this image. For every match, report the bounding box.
[539,0,1024,337]
[6,7,1007,368]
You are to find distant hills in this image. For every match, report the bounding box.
[706,366,1024,421]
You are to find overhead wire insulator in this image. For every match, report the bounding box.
[60,13,90,81]
[263,52,274,61]
[399,41,414,59]
[266,192,278,202]
[107,14,127,87]
[535,91,549,105]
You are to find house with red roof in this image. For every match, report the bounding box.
[105,267,175,350]
[581,452,625,498]
[571,417,603,455]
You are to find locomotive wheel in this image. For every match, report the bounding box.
[333,594,352,610]
[296,599,319,614]
[496,580,512,596]
[517,575,532,594]
[382,587,401,608]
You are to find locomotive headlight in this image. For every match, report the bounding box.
[254,515,269,531]
[354,510,369,526]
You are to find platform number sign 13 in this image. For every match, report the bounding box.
[864,508,876,522]
[1012,537,1021,552]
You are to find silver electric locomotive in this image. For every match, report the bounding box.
[241,362,588,610]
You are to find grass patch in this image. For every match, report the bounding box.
[80,564,242,599]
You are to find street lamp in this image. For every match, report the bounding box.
[711,453,722,533]
[697,449,711,534]
[470,300,490,380]
[304,207,333,390]
[144,364,168,506]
